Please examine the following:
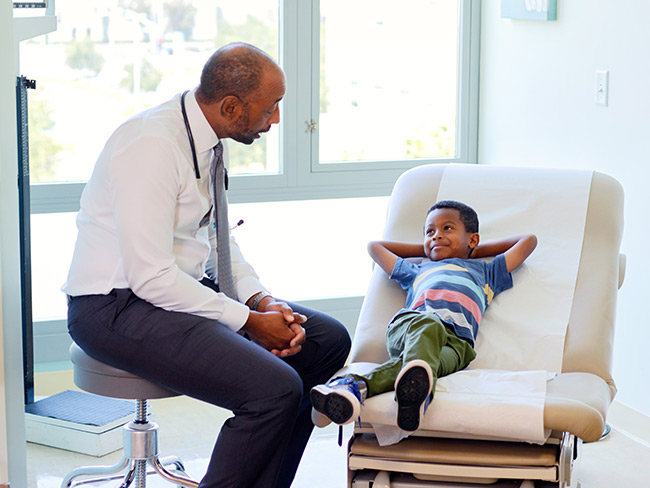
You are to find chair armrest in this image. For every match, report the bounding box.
[544,372,614,442]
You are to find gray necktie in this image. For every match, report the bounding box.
[211,141,236,299]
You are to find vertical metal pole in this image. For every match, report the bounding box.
[15,75,35,405]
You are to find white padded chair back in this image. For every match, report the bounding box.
[350,164,623,396]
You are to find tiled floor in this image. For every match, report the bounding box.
[26,393,650,488]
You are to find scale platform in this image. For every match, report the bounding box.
[25,390,134,457]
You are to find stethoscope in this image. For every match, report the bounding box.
[180,90,229,190]
[181,90,242,230]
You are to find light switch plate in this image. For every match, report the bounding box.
[596,70,609,107]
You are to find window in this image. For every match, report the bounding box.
[23,0,281,182]
[22,0,480,323]
[317,1,460,166]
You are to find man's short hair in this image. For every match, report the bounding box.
[197,43,274,104]
[427,200,479,233]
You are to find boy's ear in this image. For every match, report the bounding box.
[220,95,244,120]
[468,233,480,250]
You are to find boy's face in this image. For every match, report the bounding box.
[424,208,479,261]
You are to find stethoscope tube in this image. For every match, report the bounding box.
[181,90,201,179]
[181,90,229,190]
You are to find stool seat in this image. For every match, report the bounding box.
[70,343,179,400]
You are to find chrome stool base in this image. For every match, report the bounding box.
[61,400,199,488]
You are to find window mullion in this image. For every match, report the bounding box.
[292,0,316,188]
[31,182,85,214]
[278,0,298,189]
[456,0,481,163]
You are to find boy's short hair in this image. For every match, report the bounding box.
[427,200,479,233]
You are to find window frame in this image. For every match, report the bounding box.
[30,0,480,208]
[307,0,479,179]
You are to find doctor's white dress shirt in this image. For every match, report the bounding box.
[63,89,266,332]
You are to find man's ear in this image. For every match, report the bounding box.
[220,95,244,120]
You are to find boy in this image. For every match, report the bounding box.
[311,200,537,431]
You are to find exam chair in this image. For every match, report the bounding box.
[336,164,624,488]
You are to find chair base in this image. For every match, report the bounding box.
[62,455,198,488]
[347,431,581,488]
[62,402,199,488]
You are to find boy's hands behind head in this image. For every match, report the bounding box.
[471,234,538,272]
[368,240,426,275]
[503,234,537,273]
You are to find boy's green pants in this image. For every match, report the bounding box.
[358,311,476,398]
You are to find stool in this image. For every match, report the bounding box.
[61,343,199,488]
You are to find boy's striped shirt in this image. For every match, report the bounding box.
[390,255,513,345]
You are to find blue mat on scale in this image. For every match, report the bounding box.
[25,389,134,428]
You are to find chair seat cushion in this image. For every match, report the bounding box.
[344,362,612,443]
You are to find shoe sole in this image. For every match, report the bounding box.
[310,386,358,425]
[395,365,431,431]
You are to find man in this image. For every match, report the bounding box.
[63,43,351,488]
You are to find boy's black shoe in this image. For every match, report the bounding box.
[394,360,433,431]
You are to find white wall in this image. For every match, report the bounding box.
[479,1,650,417]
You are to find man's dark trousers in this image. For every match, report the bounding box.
[67,288,351,488]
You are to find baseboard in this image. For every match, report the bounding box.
[608,400,650,446]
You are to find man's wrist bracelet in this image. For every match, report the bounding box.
[251,291,272,311]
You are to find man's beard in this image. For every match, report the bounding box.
[227,109,261,145]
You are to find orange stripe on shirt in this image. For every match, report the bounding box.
[411,289,482,325]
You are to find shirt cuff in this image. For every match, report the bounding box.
[219,299,251,332]
[236,276,269,305]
